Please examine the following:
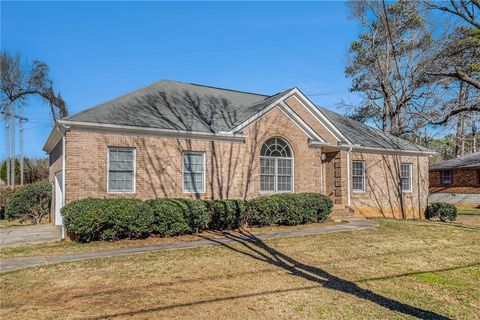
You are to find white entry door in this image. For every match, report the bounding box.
[54,171,63,226]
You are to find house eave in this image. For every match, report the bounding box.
[57,120,247,142]
[339,144,437,156]
[42,124,64,153]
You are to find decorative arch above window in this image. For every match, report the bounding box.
[260,137,293,192]
[260,137,293,158]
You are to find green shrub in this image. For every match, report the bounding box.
[0,187,16,220]
[208,199,246,230]
[180,199,210,231]
[5,182,51,224]
[63,198,154,242]
[146,199,191,236]
[426,202,457,222]
[247,193,332,226]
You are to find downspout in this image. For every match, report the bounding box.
[57,125,66,241]
[346,144,353,207]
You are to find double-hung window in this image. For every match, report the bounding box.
[441,170,453,185]
[260,137,293,192]
[108,147,135,192]
[400,163,412,192]
[352,161,365,192]
[183,152,205,193]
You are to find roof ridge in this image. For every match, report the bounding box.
[63,79,270,121]
[184,81,269,97]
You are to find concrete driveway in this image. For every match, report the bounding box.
[0,224,60,247]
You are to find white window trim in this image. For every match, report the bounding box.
[182,151,206,194]
[352,160,365,193]
[107,147,136,194]
[401,163,413,193]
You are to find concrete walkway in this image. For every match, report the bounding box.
[0,217,376,273]
[0,224,60,247]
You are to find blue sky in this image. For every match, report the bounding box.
[1,1,361,159]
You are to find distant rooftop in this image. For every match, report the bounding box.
[430,152,480,171]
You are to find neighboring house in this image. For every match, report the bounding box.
[429,152,480,206]
[43,80,435,225]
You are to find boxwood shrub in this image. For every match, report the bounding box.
[208,199,247,230]
[146,198,210,236]
[62,198,154,242]
[426,202,457,222]
[246,193,332,226]
[4,182,51,224]
[63,193,333,242]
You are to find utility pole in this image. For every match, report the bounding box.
[1,107,28,188]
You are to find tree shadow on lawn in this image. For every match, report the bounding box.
[88,230,452,320]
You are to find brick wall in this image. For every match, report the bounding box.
[429,169,480,194]
[63,107,324,204]
[349,152,429,218]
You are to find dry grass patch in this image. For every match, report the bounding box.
[1,218,479,319]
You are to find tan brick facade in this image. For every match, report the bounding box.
[50,99,431,220]
[63,107,324,203]
[429,169,480,194]
[349,152,429,218]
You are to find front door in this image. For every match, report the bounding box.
[54,171,63,226]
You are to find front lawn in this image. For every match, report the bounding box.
[1,218,479,319]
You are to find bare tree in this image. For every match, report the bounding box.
[0,51,68,122]
[345,0,436,136]
[424,0,480,91]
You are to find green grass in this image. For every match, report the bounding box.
[1,218,479,319]
[457,206,480,216]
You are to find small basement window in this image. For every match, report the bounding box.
[108,147,135,192]
[441,170,453,186]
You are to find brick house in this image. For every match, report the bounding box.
[429,152,480,206]
[43,80,435,225]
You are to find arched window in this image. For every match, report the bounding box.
[260,137,293,192]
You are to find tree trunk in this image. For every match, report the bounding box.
[455,115,466,157]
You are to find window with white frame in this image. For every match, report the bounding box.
[183,152,205,193]
[108,147,135,192]
[352,161,365,192]
[441,170,453,185]
[260,137,293,192]
[401,163,412,192]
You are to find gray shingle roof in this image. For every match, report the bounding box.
[64,80,274,133]
[317,107,433,152]
[430,152,480,170]
[64,80,432,153]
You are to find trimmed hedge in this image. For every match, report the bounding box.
[63,193,333,242]
[62,198,154,242]
[247,193,332,226]
[426,202,457,222]
[5,182,51,224]
[208,199,247,230]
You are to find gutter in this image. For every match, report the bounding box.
[339,144,436,156]
[58,120,246,143]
